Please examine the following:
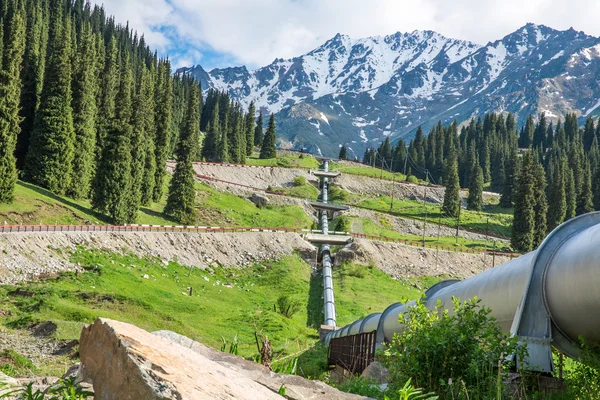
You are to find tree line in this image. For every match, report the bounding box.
[0,0,277,225]
[363,112,600,252]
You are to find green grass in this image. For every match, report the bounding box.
[357,196,513,238]
[0,179,311,230]
[0,249,435,378]
[270,183,320,200]
[355,217,506,252]
[246,152,321,169]
[195,182,313,228]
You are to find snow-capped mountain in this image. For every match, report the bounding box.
[179,23,600,158]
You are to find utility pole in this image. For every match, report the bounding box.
[403,154,408,179]
[455,204,461,246]
[492,241,497,268]
[380,157,384,180]
[436,216,442,269]
[390,173,396,212]
[483,218,489,269]
[422,183,428,247]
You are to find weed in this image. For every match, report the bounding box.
[293,176,307,187]
[274,295,301,319]
[338,376,386,399]
[0,349,38,377]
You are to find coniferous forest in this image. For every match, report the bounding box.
[0,0,274,225]
[363,112,600,253]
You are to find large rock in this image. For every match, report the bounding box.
[153,330,367,400]
[79,318,283,400]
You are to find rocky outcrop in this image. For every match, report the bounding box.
[80,319,365,400]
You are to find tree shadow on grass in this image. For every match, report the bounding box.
[17,181,110,224]
[306,270,324,330]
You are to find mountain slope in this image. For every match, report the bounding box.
[180,23,600,158]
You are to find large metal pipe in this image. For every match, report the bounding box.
[325,212,600,371]
[321,160,337,327]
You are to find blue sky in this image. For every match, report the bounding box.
[92,0,600,70]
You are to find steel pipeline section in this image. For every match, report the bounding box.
[320,160,337,327]
[325,212,600,372]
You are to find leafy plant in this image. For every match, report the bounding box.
[338,376,386,399]
[274,295,301,319]
[292,176,307,187]
[564,339,600,399]
[220,334,239,355]
[0,378,93,400]
[382,297,526,399]
[385,378,438,400]
[273,357,298,375]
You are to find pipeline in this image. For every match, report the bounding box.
[325,212,600,372]
[320,160,337,327]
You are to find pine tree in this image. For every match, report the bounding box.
[245,101,255,156]
[96,36,118,158]
[547,160,566,232]
[0,3,26,203]
[140,67,157,206]
[24,9,75,195]
[576,161,594,215]
[68,21,97,199]
[339,144,348,161]
[152,60,173,202]
[511,152,536,252]
[500,151,518,208]
[92,53,134,224]
[532,161,548,247]
[165,83,199,225]
[260,113,277,159]
[254,112,263,147]
[565,165,577,220]
[467,161,483,211]
[442,150,461,217]
[201,102,219,161]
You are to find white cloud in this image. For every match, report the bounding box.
[91,0,600,70]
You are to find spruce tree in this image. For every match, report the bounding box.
[565,165,577,220]
[547,160,566,232]
[24,9,75,195]
[152,60,173,202]
[576,161,594,215]
[339,144,348,161]
[0,3,26,203]
[92,54,134,224]
[141,65,157,206]
[500,151,518,208]
[511,152,536,252]
[442,150,461,217]
[254,112,263,147]
[260,113,277,159]
[244,101,255,156]
[68,21,97,199]
[467,161,483,211]
[165,84,200,225]
[96,36,118,159]
[532,161,548,247]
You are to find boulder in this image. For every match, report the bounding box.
[250,193,269,207]
[79,318,283,400]
[153,330,367,400]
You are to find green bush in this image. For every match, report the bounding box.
[334,215,351,232]
[274,295,301,319]
[293,176,307,187]
[382,297,526,399]
[564,339,600,399]
[329,186,350,202]
[406,175,418,184]
[338,376,386,399]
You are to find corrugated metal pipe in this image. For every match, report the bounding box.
[324,212,600,372]
[321,160,336,327]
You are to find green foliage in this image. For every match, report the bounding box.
[334,215,351,232]
[0,2,26,203]
[293,175,307,187]
[220,334,239,355]
[165,84,200,225]
[274,295,301,318]
[406,175,418,184]
[339,145,348,160]
[0,349,38,377]
[382,297,526,400]
[152,61,174,202]
[338,376,386,399]
[328,185,350,202]
[564,340,600,399]
[385,378,438,400]
[467,162,483,211]
[254,112,264,147]
[23,9,75,195]
[442,151,461,218]
[511,152,537,252]
[260,113,277,159]
[0,377,93,400]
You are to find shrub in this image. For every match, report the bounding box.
[274,295,301,318]
[329,186,350,202]
[293,176,307,187]
[406,175,418,184]
[564,339,600,399]
[334,215,351,232]
[338,376,386,399]
[382,297,526,399]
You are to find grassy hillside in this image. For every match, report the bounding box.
[0,248,435,378]
[0,180,312,230]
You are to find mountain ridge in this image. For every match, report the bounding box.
[179,23,600,158]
